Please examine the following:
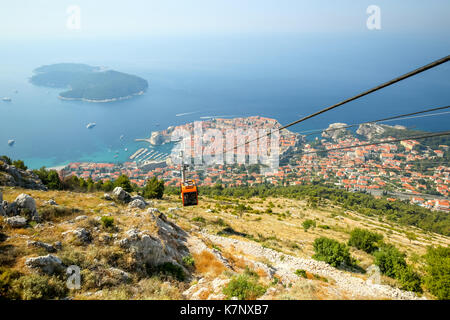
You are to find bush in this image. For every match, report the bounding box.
[374,244,423,293]
[0,268,21,299]
[12,274,68,300]
[100,216,115,230]
[142,177,165,199]
[12,160,27,170]
[182,255,195,268]
[348,228,383,253]
[313,237,353,267]
[373,244,407,278]
[154,262,185,281]
[223,274,266,300]
[398,266,422,293]
[302,219,316,231]
[295,269,307,278]
[424,246,450,300]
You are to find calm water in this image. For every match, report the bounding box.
[0,33,449,169]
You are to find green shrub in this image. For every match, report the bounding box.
[12,160,27,170]
[313,237,353,267]
[302,219,316,232]
[295,269,307,278]
[100,216,115,229]
[12,274,68,300]
[182,255,195,268]
[348,228,383,253]
[0,268,21,299]
[423,246,450,300]
[398,266,422,293]
[191,216,206,224]
[223,274,266,300]
[373,244,407,278]
[154,262,185,281]
[374,244,423,293]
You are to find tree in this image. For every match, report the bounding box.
[424,246,450,300]
[142,177,165,199]
[114,174,133,193]
[0,155,12,165]
[45,170,62,190]
[102,180,114,192]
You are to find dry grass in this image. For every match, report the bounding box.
[192,250,226,278]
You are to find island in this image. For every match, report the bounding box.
[30,63,148,103]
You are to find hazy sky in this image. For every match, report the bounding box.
[1,0,450,38]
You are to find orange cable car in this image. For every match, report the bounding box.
[181,179,198,206]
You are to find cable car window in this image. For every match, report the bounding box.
[183,191,198,206]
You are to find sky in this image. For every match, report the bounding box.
[1,0,450,38]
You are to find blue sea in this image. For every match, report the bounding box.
[0,33,449,169]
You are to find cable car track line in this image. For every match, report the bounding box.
[229,55,450,152]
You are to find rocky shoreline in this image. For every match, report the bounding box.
[58,90,145,103]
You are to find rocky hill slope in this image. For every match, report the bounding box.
[0,160,46,190]
[1,186,448,300]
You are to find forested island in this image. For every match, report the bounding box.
[30,63,148,102]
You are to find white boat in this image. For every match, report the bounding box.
[7,139,15,146]
[2,97,12,102]
[86,122,96,129]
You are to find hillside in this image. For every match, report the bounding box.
[30,63,148,102]
[1,185,449,300]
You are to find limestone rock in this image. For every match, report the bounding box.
[14,193,39,221]
[27,240,57,253]
[128,199,147,209]
[25,254,65,275]
[6,216,27,228]
[63,228,92,244]
[112,187,131,203]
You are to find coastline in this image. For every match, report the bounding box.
[58,90,145,103]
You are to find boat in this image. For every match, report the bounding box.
[86,122,96,129]
[2,97,12,102]
[7,139,15,146]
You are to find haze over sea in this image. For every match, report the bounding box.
[0,33,449,169]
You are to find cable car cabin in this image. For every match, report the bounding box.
[181,180,198,206]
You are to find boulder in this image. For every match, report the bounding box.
[117,213,189,269]
[6,216,27,228]
[112,187,131,203]
[103,193,113,201]
[27,240,57,253]
[15,193,37,212]
[131,195,146,202]
[25,254,65,275]
[14,194,39,221]
[74,215,88,222]
[63,228,92,244]
[128,199,147,209]
[2,201,18,216]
